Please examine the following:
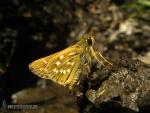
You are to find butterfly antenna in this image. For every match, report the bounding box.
[87,26,97,36]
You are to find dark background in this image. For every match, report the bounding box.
[0,0,149,113]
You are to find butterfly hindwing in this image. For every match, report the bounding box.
[64,56,82,89]
[29,44,85,89]
[50,55,82,89]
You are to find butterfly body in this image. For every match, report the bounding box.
[29,34,112,90]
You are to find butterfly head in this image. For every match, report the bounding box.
[80,34,95,47]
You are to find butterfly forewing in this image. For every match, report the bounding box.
[29,44,85,89]
[51,55,82,89]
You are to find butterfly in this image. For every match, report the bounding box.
[29,34,112,90]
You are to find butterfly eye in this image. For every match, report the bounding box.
[86,38,93,46]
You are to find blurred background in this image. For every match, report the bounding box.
[0,0,149,113]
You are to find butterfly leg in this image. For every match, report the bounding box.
[95,51,113,66]
[83,63,90,74]
[90,47,113,66]
[82,63,92,80]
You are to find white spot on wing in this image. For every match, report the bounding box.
[67,62,74,66]
[39,68,43,71]
[56,70,59,73]
[67,62,71,65]
[71,62,74,66]
[53,68,57,72]
[63,70,66,74]
[67,69,71,73]
[60,55,64,60]
[55,61,61,66]
[69,52,76,56]
[60,69,63,73]
[53,68,59,73]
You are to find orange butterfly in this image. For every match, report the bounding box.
[29,34,112,90]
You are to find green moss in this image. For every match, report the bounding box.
[121,0,150,17]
